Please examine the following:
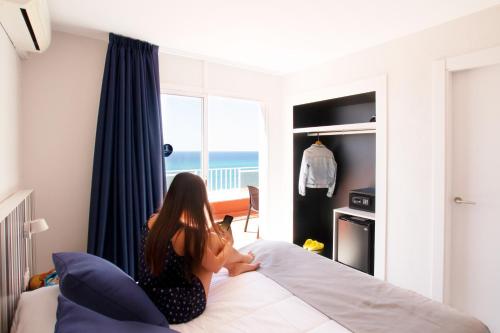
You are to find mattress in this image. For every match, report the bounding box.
[11,269,349,333]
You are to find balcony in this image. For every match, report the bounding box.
[166,166,259,222]
[166,166,258,192]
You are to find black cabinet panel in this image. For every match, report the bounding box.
[292,92,376,260]
[293,92,375,128]
[293,134,375,258]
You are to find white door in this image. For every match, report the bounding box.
[449,63,500,332]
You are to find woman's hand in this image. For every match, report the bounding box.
[221,229,234,245]
[222,237,233,256]
[212,223,234,245]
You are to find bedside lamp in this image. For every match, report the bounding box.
[24,218,49,238]
[23,218,49,288]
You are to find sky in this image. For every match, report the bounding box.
[161,95,262,152]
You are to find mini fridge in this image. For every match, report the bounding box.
[336,215,374,275]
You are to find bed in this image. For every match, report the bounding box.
[11,267,348,333]
[10,240,489,333]
[2,191,490,333]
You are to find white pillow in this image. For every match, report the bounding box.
[11,285,59,333]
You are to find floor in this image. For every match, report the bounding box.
[231,217,260,249]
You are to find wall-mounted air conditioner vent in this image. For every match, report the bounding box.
[0,0,51,54]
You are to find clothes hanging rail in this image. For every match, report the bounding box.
[307,129,375,136]
[293,122,376,136]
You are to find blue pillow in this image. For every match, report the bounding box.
[56,295,178,333]
[53,252,168,327]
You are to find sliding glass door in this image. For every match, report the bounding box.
[161,94,262,200]
[161,94,203,187]
[207,96,261,199]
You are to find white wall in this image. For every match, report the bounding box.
[0,27,21,202]
[284,6,500,297]
[22,31,285,271]
[21,32,106,271]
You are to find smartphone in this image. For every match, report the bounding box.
[219,215,234,231]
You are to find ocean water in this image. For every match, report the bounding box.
[165,151,258,171]
[165,151,259,190]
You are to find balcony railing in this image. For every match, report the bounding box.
[166,167,258,192]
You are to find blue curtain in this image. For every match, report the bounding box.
[88,33,166,278]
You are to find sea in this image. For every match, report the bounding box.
[165,151,259,190]
[165,151,258,171]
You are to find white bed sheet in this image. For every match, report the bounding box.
[11,270,349,333]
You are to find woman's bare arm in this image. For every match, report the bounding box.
[200,233,232,273]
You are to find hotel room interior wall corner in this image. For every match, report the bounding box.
[0,25,21,202]
[283,5,500,297]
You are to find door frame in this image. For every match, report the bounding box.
[159,87,270,233]
[286,75,388,280]
[431,45,500,302]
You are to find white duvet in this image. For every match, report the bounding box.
[12,270,349,333]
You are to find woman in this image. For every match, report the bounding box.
[138,172,260,324]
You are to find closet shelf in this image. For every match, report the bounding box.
[334,206,376,221]
[293,122,376,136]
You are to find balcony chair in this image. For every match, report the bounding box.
[244,186,259,237]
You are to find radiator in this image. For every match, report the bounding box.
[0,190,34,333]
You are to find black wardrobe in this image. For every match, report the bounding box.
[293,92,376,259]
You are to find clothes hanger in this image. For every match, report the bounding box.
[314,133,322,145]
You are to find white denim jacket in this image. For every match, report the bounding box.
[298,143,337,197]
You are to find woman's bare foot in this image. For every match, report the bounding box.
[237,251,255,264]
[243,251,255,264]
[227,262,260,276]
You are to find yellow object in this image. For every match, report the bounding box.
[303,239,313,249]
[303,239,324,251]
[309,240,324,252]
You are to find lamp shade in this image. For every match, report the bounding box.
[30,218,49,234]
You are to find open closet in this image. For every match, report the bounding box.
[291,78,387,279]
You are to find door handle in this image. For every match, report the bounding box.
[454,197,476,205]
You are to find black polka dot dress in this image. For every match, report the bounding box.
[138,226,206,324]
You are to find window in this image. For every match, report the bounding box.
[161,94,263,200]
[207,96,261,196]
[161,94,203,186]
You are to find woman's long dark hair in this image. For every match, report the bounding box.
[145,172,220,277]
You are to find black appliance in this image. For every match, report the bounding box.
[349,187,375,212]
[336,215,374,275]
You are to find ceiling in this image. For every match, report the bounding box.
[48,0,500,74]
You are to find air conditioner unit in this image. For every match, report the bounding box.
[0,0,51,54]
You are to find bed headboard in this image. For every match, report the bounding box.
[0,190,34,333]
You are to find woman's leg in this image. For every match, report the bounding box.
[207,232,259,276]
[208,232,253,265]
[224,246,255,265]
[225,262,260,277]
[196,232,259,296]
[214,235,259,276]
